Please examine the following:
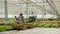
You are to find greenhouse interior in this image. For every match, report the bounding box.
[0,0,60,22]
[0,0,60,33]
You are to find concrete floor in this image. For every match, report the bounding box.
[0,28,60,34]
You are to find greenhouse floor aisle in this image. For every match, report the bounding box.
[0,28,60,34]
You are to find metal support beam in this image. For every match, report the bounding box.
[23,0,53,14]
[26,0,28,18]
[46,0,57,15]
[46,0,60,18]
[50,0,60,18]
[43,0,45,21]
[5,0,8,22]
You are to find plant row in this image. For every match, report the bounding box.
[34,23,59,28]
[0,23,60,32]
[0,25,13,32]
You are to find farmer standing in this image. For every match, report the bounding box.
[15,14,24,24]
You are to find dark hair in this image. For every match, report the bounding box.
[20,14,23,16]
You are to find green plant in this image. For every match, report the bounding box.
[43,24,52,28]
[33,23,39,27]
[0,26,6,32]
[29,16,36,22]
[7,22,17,26]
[37,23,45,27]
[33,23,46,27]
[8,18,17,25]
[51,23,59,28]
[5,26,13,31]
[0,25,13,32]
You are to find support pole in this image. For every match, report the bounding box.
[43,0,45,21]
[26,0,28,18]
[5,0,8,23]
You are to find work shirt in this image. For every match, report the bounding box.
[17,15,24,23]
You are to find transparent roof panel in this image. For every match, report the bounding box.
[0,0,60,15]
